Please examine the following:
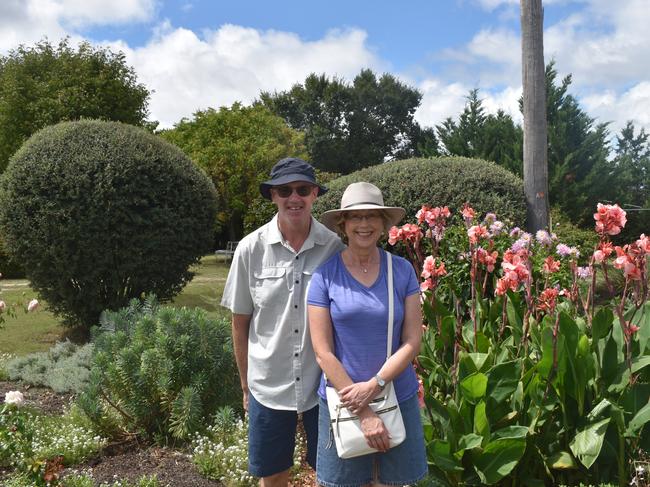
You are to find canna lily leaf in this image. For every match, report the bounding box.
[472,437,527,485]
[569,418,610,469]
[460,372,488,403]
[626,402,650,437]
[486,360,521,405]
[592,307,614,341]
[547,451,578,469]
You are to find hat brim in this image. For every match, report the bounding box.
[260,174,328,200]
[320,204,406,232]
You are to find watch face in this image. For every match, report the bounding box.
[376,375,386,387]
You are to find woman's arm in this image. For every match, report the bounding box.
[308,304,354,390]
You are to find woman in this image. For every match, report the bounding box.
[307,182,427,487]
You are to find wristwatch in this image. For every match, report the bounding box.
[374,374,386,391]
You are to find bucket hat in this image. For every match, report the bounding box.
[320,182,405,231]
[259,157,328,200]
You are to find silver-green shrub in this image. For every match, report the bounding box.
[78,297,240,443]
[6,341,92,393]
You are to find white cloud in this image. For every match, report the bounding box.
[119,24,384,127]
[582,82,650,135]
[0,0,156,52]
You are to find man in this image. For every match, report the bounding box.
[221,157,344,486]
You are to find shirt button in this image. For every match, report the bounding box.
[296,377,300,381]
[294,329,299,333]
[294,305,298,309]
[296,256,299,260]
[295,280,299,284]
[294,352,299,357]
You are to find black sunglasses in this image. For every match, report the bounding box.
[273,185,315,198]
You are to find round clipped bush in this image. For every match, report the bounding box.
[0,120,218,329]
[313,157,526,225]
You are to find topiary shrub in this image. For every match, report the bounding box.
[0,120,218,329]
[77,296,240,442]
[312,157,526,225]
[0,235,24,279]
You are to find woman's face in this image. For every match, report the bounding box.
[343,210,384,250]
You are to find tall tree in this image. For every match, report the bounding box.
[437,89,522,175]
[609,121,650,239]
[260,69,437,173]
[521,0,549,231]
[543,63,611,225]
[161,103,306,241]
[0,38,152,172]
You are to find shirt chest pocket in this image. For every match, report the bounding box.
[253,267,288,308]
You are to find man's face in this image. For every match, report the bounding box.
[270,181,318,227]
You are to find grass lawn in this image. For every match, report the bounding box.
[0,254,232,356]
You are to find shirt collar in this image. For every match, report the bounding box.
[266,214,333,249]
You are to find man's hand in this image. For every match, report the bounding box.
[339,380,380,415]
[242,388,249,412]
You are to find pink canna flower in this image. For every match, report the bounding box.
[417,378,425,408]
[613,245,642,281]
[388,226,402,245]
[594,203,627,236]
[421,256,447,279]
[461,203,476,222]
[593,241,614,264]
[476,247,498,273]
[542,256,561,274]
[636,234,650,253]
[467,225,489,244]
[537,287,560,314]
[420,278,434,292]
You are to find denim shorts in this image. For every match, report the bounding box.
[317,393,428,487]
[247,392,319,478]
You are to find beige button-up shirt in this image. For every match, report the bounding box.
[221,215,344,412]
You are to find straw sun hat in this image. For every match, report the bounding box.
[320,182,405,231]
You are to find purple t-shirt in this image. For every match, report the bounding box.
[307,248,420,402]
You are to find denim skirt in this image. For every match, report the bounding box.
[316,393,428,487]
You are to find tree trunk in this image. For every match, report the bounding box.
[521,0,549,231]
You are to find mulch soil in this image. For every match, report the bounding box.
[1,381,316,486]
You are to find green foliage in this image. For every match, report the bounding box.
[0,119,218,329]
[550,207,599,255]
[78,297,240,443]
[6,341,92,393]
[437,89,523,176]
[261,69,437,173]
[607,122,650,242]
[312,157,526,226]
[161,102,306,242]
[0,234,24,279]
[0,38,151,172]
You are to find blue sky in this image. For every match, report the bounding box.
[2,0,649,138]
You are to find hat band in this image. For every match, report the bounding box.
[343,202,383,209]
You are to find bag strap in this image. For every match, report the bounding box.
[386,251,394,360]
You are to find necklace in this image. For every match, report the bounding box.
[359,257,375,273]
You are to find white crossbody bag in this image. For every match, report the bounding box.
[325,252,406,459]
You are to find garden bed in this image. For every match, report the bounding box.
[1,380,316,486]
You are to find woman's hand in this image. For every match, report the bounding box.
[358,408,390,452]
[339,380,379,415]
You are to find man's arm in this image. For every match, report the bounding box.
[232,313,252,411]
